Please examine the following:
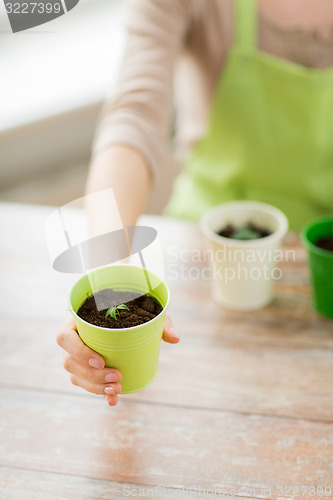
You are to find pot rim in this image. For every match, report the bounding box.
[301,216,333,258]
[200,200,289,247]
[68,263,170,332]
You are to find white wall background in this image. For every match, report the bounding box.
[0,0,128,205]
[0,0,126,131]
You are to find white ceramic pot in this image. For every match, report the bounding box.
[200,201,288,311]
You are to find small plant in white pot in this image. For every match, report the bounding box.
[200,200,288,311]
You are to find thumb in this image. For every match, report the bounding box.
[162,313,180,344]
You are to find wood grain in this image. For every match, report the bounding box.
[1,203,333,500]
[0,467,259,500]
[1,317,333,422]
[1,207,332,347]
[0,388,332,500]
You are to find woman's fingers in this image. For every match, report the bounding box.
[63,353,122,393]
[105,394,119,406]
[70,374,120,402]
[58,311,179,405]
[57,312,122,404]
[162,313,180,344]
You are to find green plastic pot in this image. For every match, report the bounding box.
[302,216,333,319]
[68,264,170,393]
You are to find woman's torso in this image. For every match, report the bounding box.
[175,0,333,159]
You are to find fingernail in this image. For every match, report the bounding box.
[105,372,118,383]
[170,327,180,339]
[104,386,116,395]
[89,358,103,369]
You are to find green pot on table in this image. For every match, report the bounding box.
[302,217,333,319]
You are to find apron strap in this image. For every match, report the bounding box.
[235,0,257,49]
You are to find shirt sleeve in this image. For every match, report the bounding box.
[92,0,193,181]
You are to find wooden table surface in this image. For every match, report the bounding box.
[0,202,332,500]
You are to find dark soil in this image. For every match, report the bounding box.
[217,222,271,240]
[77,289,163,329]
[315,236,333,252]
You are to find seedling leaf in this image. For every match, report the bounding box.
[105,304,129,320]
[233,227,261,240]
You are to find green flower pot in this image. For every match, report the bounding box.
[302,216,333,319]
[68,264,170,393]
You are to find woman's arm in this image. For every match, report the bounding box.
[57,0,191,405]
[57,32,184,402]
[57,145,179,407]
[92,0,192,183]
[86,145,152,229]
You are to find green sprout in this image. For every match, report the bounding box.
[233,227,262,240]
[105,304,129,320]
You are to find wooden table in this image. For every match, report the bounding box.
[0,202,332,500]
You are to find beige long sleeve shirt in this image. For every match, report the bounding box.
[92,0,333,185]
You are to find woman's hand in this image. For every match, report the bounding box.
[57,312,179,406]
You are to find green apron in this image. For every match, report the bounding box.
[165,0,333,230]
